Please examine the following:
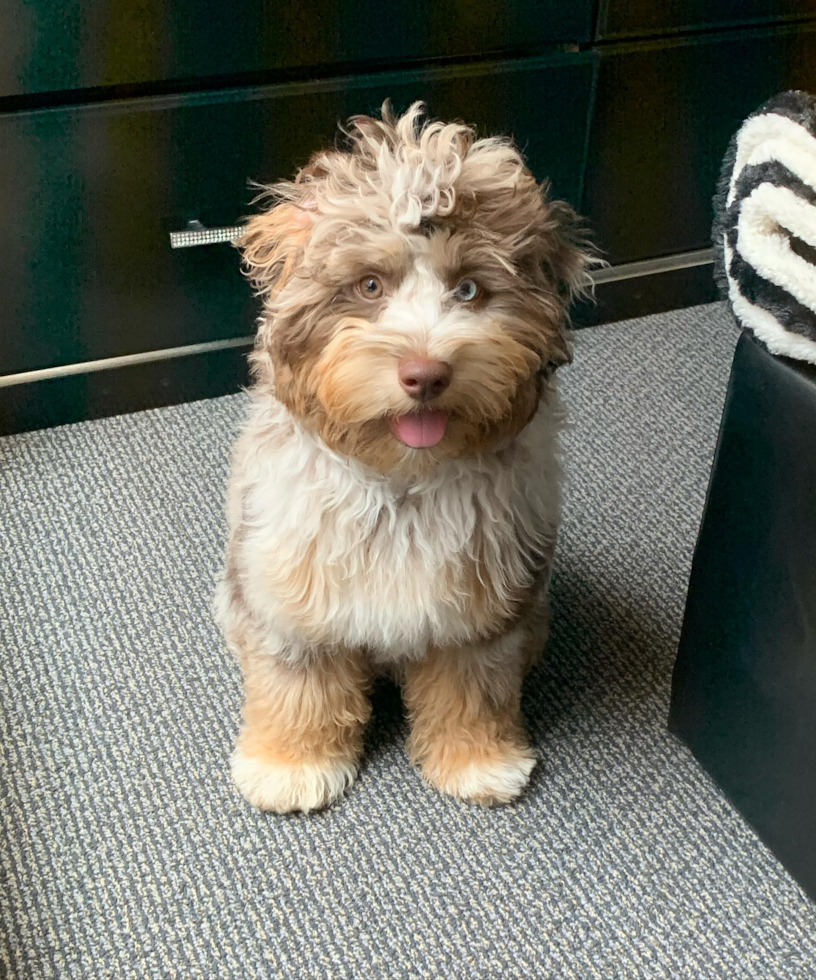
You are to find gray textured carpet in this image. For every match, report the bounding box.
[2,302,815,979]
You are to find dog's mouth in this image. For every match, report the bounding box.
[390,410,449,449]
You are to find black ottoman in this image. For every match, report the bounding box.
[670,329,816,900]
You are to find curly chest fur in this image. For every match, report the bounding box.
[231,405,560,660]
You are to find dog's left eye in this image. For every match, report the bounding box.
[358,275,384,300]
[453,278,479,302]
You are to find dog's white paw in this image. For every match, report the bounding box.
[423,743,537,806]
[231,749,358,813]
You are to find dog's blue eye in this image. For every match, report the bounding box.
[453,278,479,302]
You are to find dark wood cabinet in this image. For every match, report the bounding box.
[0,0,594,99]
[597,0,816,39]
[0,55,593,376]
[583,24,816,264]
[3,2,816,432]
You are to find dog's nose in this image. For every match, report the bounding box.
[398,358,452,402]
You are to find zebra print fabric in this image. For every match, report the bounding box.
[713,90,816,365]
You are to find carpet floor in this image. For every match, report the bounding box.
[2,302,815,979]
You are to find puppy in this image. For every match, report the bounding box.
[215,102,592,813]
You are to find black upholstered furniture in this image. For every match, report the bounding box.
[670,330,816,900]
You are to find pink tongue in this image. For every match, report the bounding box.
[391,411,449,449]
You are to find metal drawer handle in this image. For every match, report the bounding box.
[170,220,244,249]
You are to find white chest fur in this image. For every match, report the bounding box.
[227,395,562,663]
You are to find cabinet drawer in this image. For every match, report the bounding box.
[597,0,816,39]
[1,1,594,99]
[582,26,816,264]
[0,55,594,376]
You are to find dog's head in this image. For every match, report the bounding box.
[242,102,593,475]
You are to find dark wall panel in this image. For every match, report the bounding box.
[0,55,594,376]
[0,0,594,99]
[583,25,816,264]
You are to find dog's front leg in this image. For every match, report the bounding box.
[231,644,371,813]
[403,626,537,806]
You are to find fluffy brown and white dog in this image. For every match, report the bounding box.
[215,103,592,813]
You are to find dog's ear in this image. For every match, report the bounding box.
[544,198,595,310]
[540,199,596,369]
[239,201,313,298]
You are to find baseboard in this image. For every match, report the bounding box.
[0,251,719,435]
[0,343,251,436]
[573,249,718,326]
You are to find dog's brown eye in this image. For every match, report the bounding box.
[358,275,383,300]
[453,278,479,302]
